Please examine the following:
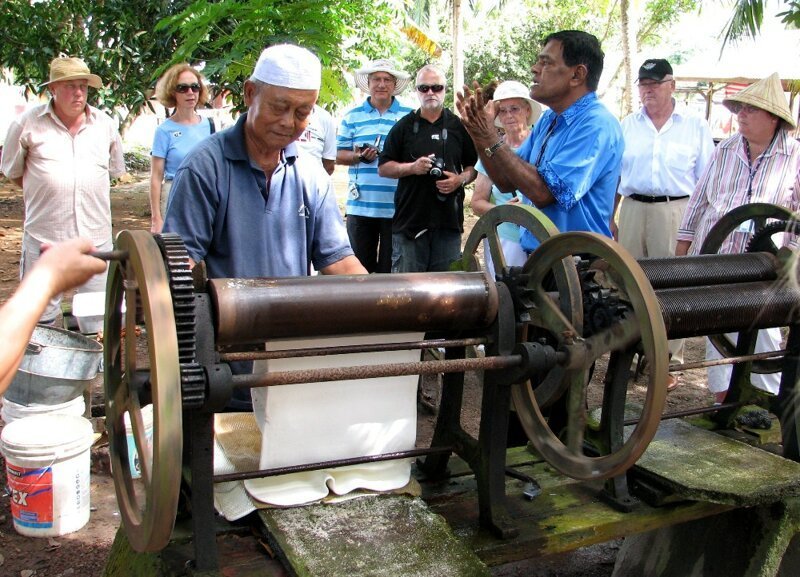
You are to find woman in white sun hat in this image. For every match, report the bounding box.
[676,72,800,403]
[470,80,542,273]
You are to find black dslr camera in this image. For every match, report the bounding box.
[357,136,381,163]
[428,157,446,179]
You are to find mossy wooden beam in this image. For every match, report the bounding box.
[259,496,490,577]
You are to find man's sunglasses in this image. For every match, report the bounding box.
[416,84,444,93]
[176,83,201,94]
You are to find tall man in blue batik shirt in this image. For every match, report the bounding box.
[456,30,623,252]
[612,58,714,390]
[336,59,414,273]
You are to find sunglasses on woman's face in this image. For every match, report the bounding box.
[416,84,444,94]
[176,83,201,94]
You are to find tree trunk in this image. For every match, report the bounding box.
[620,0,637,116]
[452,0,464,112]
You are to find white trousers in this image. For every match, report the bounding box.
[482,237,528,278]
[705,328,783,395]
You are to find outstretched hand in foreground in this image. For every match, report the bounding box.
[0,238,107,394]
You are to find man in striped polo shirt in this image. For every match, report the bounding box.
[337,59,413,273]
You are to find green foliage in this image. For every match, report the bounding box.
[778,1,800,27]
[721,1,800,46]
[0,0,194,131]
[463,1,610,88]
[462,0,699,91]
[158,0,401,113]
[0,0,400,126]
[124,146,152,173]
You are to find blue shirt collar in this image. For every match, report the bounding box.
[362,96,400,113]
[559,91,597,126]
[224,112,298,165]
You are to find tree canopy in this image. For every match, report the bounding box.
[0,0,195,129]
[2,0,794,130]
[0,0,401,129]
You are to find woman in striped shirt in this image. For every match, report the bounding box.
[676,72,800,403]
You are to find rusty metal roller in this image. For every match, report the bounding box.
[209,272,499,346]
[655,280,799,339]
[639,252,779,289]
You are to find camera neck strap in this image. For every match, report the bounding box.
[413,111,448,169]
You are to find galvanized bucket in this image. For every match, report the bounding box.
[4,325,103,406]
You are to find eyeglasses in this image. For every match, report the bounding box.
[637,79,672,88]
[176,83,201,94]
[729,103,761,115]
[370,75,396,85]
[416,84,444,94]
[497,105,523,116]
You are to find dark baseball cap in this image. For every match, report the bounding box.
[638,59,673,81]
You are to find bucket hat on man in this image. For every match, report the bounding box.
[41,56,103,89]
[354,59,411,96]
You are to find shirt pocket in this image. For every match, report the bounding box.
[663,143,695,172]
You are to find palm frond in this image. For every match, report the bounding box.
[402,23,443,56]
[720,0,764,52]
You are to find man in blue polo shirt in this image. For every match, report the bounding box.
[164,44,366,409]
[457,30,623,252]
[337,59,413,273]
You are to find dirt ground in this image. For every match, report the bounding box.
[0,169,715,576]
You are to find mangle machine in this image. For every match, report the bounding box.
[101,202,800,576]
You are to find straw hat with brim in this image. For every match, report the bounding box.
[354,59,411,96]
[492,80,542,128]
[41,57,103,90]
[723,72,795,129]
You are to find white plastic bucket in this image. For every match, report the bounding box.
[122,405,153,479]
[0,415,94,537]
[1,396,85,425]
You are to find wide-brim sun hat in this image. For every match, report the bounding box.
[354,59,411,96]
[492,80,542,128]
[41,56,103,89]
[723,72,796,129]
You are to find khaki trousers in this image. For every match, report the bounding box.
[618,196,689,363]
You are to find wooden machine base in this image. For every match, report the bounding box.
[103,419,800,576]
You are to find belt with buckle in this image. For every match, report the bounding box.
[629,193,689,203]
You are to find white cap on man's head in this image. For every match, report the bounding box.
[251,44,321,90]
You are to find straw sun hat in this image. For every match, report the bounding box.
[354,59,411,96]
[723,72,796,129]
[492,80,542,128]
[41,56,103,89]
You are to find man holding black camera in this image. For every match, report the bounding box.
[379,64,477,272]
[337,59,413,273]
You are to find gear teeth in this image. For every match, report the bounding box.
[180,363,206,409]
[154,233,203,404]
[746,219,798,253]
[578,259,626,337]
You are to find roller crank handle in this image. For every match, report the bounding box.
[91,250,129,262]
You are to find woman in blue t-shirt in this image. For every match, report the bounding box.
[149,63,213,232]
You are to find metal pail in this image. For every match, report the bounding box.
[4,325,103,406]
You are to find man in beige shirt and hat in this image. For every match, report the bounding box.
[1,56,126,324]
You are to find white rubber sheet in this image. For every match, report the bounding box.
[244,332,422,506]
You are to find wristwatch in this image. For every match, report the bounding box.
[484,140,505,158]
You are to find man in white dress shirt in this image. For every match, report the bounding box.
[612,58,714,389]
